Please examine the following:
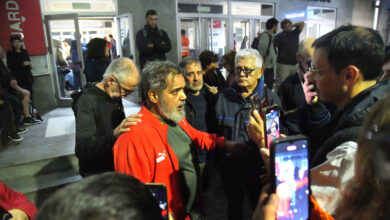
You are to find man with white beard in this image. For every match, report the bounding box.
[113,61,241,220]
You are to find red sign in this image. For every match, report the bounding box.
[213,20,221,29]
[0,0,47,55]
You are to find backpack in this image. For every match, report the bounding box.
[251,37,260,49]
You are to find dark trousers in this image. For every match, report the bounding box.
[0,95,22,143]
[3,94,23,128]
[219,153,263,220]
[264,68,274,91]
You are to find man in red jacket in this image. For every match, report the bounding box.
[0,182,37,220]
[113,61,241,220]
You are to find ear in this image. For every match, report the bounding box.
[255,68,264,80]
[148,90,159,104]
[107,76,116,86]
[296,53,301,62]
[343,65,359,86]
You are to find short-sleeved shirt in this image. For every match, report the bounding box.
[274,27,301,65]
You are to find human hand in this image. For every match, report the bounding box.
[260,148,270,173]
[247,109,266,149]
[302,71,318,105]
[147,43,154,48]
[113,114,142,138]
[23,61,31,66]
[21,89,30,96]
[252,184,278,220]
[204,83,218,95]
[8,209,29,220]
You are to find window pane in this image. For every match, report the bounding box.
[261,4,273,16]
[43,0,115,12]
[231,2,261,16]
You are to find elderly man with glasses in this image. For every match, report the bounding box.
[214,49,281,220]
[72,58,141,177]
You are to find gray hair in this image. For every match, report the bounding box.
[179,56,201,70]
[103,58,136,83]
[235,49,263,68]
[141,61,182,104]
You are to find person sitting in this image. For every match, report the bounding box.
[35,172,162,220]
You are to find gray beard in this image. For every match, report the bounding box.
[159,98,185,123]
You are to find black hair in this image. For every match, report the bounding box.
[35,172,163,220]
[266,18,279,30]
[199,50,218,69]
[280,19,292,29]
[10,35,21,43]
[86,38,108,62]
[384,51,390,63]
[181,29,186,35]
[312,25,385,80]
[146,9,157,17]
[109,34,113,38]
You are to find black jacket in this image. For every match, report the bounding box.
[136,24,171,69]
[6,49,33,86]
[184,87,217,133]
[203,68,228,92]
[310,81,390,168]
[72,84,125,176]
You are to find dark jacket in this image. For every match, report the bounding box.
[203,68,228,92]
[310,81,390,168]
[0,60,13,96]
[6,49,33,87]
[184,87,217,133]
[83,59,109,83]
[136,24,171,69]
[72,84,125,176]
[215,78,281,178]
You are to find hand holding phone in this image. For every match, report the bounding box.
[270,135,310,220]
[247,109,266,149]
[302,72,318,105]
[262,105,281,149]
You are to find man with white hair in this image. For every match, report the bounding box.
[214,49,281,220]
[113,61,242,220]
[72,58,141,177]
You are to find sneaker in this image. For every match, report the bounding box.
[16,127,28,134]
[23,117,41,126]
[8,132,23,142]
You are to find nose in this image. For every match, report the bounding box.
[193,73,198,81]
[180,90,187,101]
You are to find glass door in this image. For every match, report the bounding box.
[180,18,201,57]
[116,13,136,61]
[233,20,250,51]
[44,14,84,102]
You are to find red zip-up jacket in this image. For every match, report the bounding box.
[0,182,37,219]
[113,105,225,220]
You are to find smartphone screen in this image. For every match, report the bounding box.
[265,108,280,149]
[147,184,168,220]
[273,138,310,220]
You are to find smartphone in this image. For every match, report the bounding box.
[0,206,12,220]
[146,183,168,220]
[250,93,261,112]
[270,135,310,220]
[262,104,281,149]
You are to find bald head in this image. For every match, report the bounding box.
[103,58,139,84]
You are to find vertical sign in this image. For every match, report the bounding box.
[0,0,47,55]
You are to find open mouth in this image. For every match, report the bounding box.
[177,104,184,111]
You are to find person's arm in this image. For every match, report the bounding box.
[257,33,269,57]
[155,30,171,53]
[252,184,278,220]
[113,130,154,182]
[310,141,357,214]
[292,21,305,32]
[10,79,29,96]
[0,182,37,220]
[136,30,156,56]
[57,49,68,66]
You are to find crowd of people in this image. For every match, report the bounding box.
[1,8,390,220]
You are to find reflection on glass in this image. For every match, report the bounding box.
[233,20,250,51]
[231,2,261,16]
[208,19,227,55]
[181,19,200,57]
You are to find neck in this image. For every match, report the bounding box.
[337,80,376,108]
[148,104,164,120]
[186,88,200,96]
[240,83,257,98]
[15,48,21,52]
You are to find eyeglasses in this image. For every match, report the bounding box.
[113,77,135,96]
[234,66,259,76]
[308,65,324,75]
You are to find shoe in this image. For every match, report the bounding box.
[8,132,23,142]
[23,117,41,126]
[16,127,28,134]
